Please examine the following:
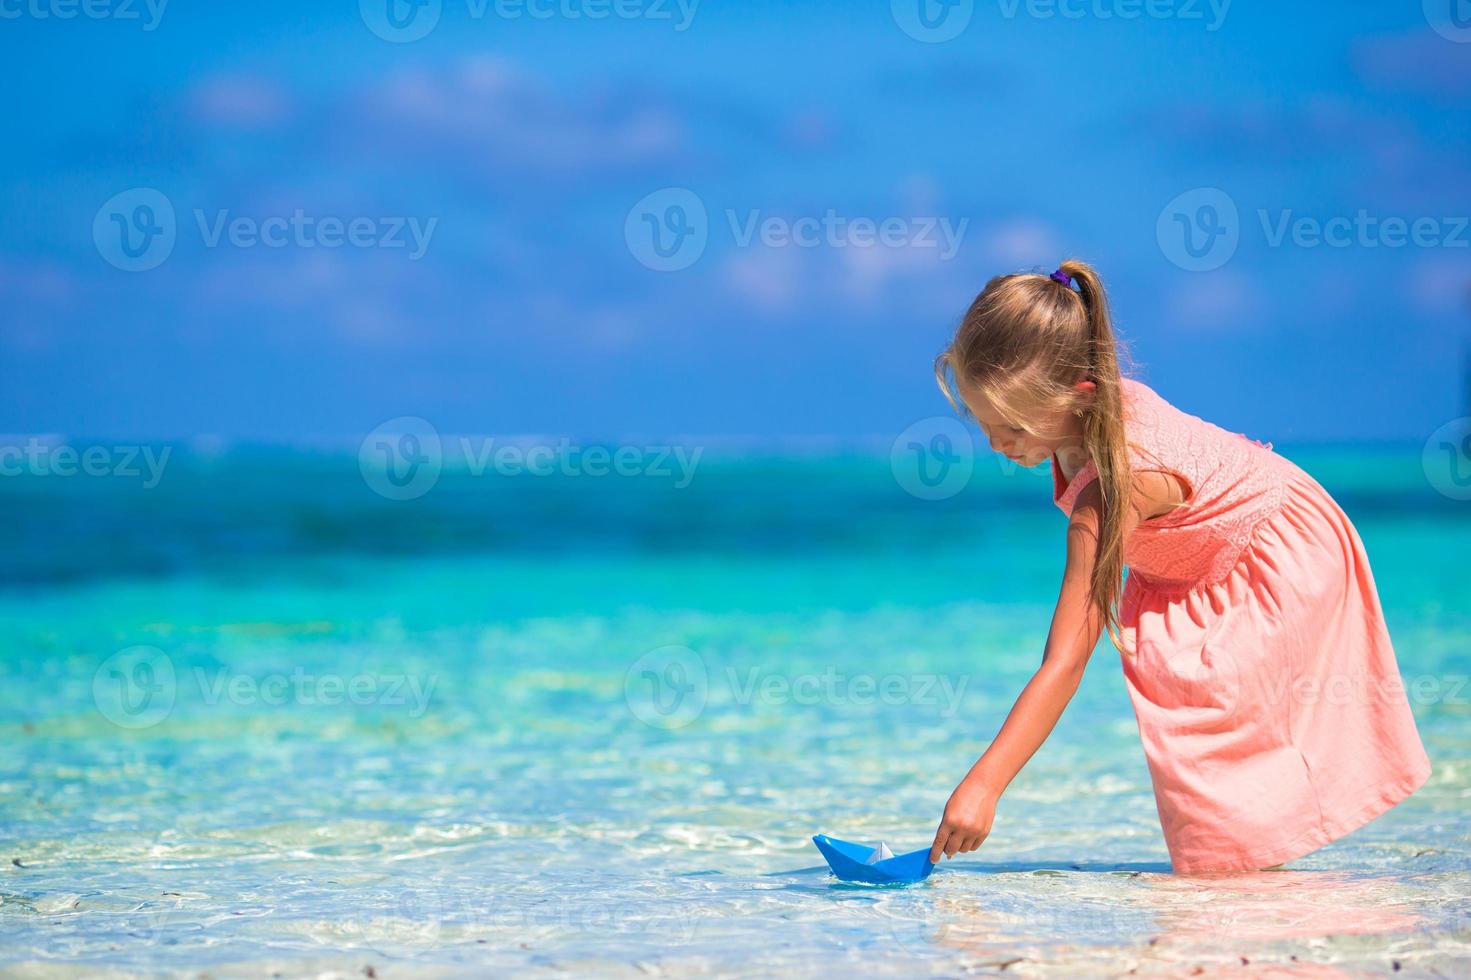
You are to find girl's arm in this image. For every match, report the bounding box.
[929,475,1162,863]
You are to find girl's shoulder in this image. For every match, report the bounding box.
[1117,377,1196,516]
[1055,376,1215,516]
[1112,376,1173,454]
[1119,375,1266,452]
[1118,376,1168,423]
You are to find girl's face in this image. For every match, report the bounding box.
[956,379,1085,469]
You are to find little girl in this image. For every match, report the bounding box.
[927,259,1432,874]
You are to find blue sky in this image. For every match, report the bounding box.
[1,0,1468,442]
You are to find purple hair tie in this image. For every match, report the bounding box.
[1050,269,1073,287]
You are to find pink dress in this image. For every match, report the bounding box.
[1051,377,1432,873]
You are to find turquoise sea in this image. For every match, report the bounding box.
[2,443,1468,977]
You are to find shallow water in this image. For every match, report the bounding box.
[2,447,1469,976]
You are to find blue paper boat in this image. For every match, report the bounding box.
[812,834,936,885]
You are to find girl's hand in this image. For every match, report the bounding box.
[923,482,1110,867]
[929,775,999,863]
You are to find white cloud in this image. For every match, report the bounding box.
[1407,256,1471,316]
[977,218,1061,268]
[187,75,292,128]
[1161,269,1265,330]
[721,247,803,314]
[358,56,688,180]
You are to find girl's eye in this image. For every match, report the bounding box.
[1007,426,1024,435]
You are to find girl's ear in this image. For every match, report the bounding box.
[1073,379,1097,414]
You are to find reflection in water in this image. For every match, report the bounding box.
[1147,868,1421,943]
[868,864,1437,977]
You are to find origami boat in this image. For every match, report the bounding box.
[811,834,936,885]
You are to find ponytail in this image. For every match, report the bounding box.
[936,258,1133,647]
[1057,259,1131,647]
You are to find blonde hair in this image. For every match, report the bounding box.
[934,258,1131,643]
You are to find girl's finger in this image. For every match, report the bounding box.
[944,833,963,859]
[928,828,951,864]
